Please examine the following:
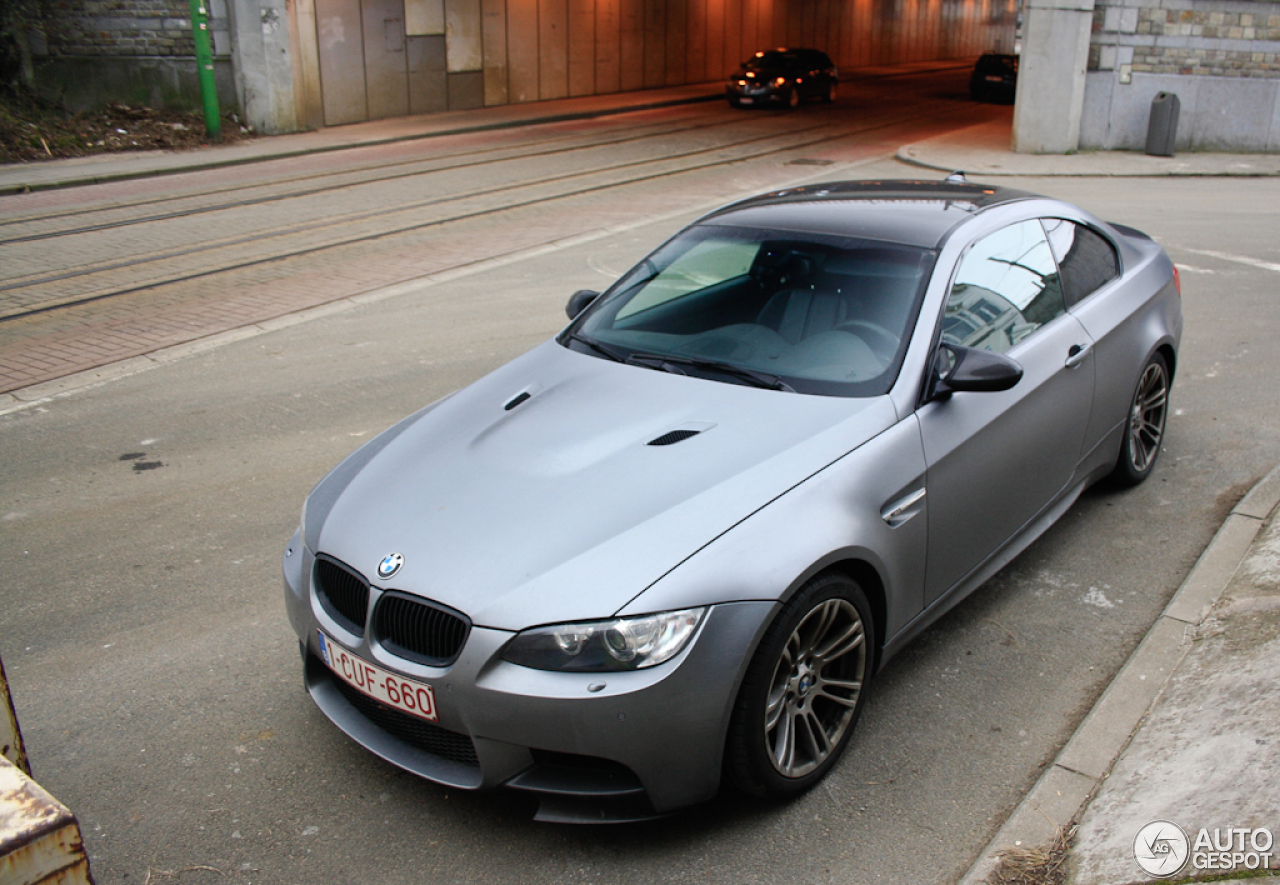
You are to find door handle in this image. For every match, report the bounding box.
[1065,342,1091,369]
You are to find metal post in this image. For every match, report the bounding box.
[188,0,222,141]
[1,653,29,777]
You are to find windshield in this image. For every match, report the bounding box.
[563,224,934,397]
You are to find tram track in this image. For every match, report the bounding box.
[0,111,743,243]
[0,101,964,322]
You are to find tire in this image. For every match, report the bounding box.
[786,87,800,109]
[725,572,874,799]
[823,80,837,103]
[1111,351,1170,486]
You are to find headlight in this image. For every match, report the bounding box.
[502,608,705,672]
[772,76,787,87]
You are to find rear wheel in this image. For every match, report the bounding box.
[824,80,837,103]
[1111,351,1170,486]
[725,572,873,799]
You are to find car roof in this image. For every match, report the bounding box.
[695,180,1041,249]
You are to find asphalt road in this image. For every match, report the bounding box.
[2,93,1279,884]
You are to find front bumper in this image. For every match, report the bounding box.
[282,531,776,821]
[726,85,787,106]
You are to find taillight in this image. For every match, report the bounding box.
[1173,264,1182,295]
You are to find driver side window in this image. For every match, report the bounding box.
[615,239,758,320]
[943,220,1065,354]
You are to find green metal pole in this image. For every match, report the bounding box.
[188,0,222,141]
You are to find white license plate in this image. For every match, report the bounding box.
[740,97,754,105]
[317,630,438,722]
[985,75,1003,82]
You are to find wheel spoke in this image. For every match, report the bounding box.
[815,618,864,662]
[815,677,862,707]
[771,707,797,771]
[799,710,833,762]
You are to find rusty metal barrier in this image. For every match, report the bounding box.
[0,653,95,885]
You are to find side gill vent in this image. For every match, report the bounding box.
[504,392,531,411]
[648,429,701,446]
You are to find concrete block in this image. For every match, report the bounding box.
[1233,465,1280,523]
[447,70,484,110]
[1054,616,1191,781]
[445,0,481,72]
[1188,76,1278,152]
[1165,513,1264,623]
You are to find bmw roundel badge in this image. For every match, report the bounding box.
[377,552,404,580]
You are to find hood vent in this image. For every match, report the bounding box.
[648,429,702,446]
[647,421,716,447]
[503,383,544,412]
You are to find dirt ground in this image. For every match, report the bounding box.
[0,92,255,164]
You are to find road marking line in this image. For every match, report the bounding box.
[1179,248,1280,275]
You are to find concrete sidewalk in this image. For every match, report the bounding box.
[0,83,729,195]
[898,111,1280,178]
[960,465,1280,885]
[0,59,984,195]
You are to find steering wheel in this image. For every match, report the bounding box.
[835,320,899,362]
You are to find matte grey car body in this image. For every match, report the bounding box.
[282,180,1182,822]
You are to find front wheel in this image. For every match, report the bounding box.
[1111,351,1170,486]
[786,87,800,109]
[725,572,874,799]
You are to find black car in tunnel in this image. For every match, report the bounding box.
[726,48,839,109]
[969,53,1018,103]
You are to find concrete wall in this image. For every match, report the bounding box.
[474,0,1018,107]
[27,0,1017,132]
[1081,0,1280,150]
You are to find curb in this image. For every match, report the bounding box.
[958,464,1280,885]
[0,92,725,197]
[0,61,980,197]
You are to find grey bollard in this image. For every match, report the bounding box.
[1145,92,1180,157]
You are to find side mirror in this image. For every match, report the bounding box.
[929,342,1023,400]
[565,289,600,320]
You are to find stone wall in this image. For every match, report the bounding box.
[1082,0,1280,150]
[29,0,236,112]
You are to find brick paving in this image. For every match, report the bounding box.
[0,69,998,399]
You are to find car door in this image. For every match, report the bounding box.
[916,219,1096,604]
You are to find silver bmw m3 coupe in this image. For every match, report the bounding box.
[282,179,1182,822]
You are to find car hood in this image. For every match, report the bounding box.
[312,340,898,630]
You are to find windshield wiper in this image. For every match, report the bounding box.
[564,331,627,363]
[626,353,795,392]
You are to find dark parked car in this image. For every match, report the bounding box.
[727,48,838,108]
[284,178,1181,822]
[970,53,1018,103]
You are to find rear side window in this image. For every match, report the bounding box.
[943,219,1066,354]
[1042,219,1120,307]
